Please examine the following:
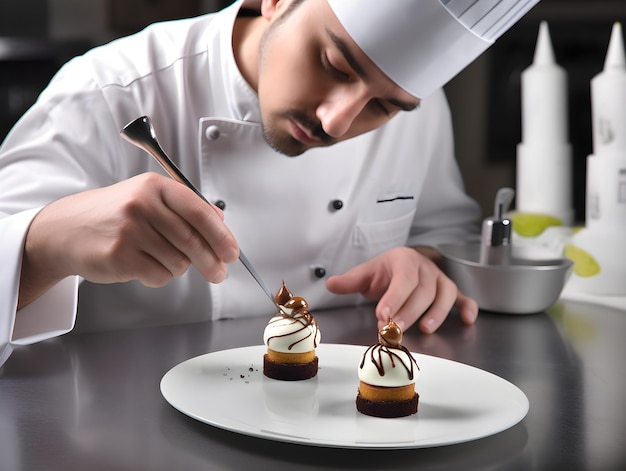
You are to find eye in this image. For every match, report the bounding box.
[321,51,350,80]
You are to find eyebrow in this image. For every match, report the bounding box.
[326,28,420,112]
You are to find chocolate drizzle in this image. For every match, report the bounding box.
[360,319,419,379]
[267,281,319,350]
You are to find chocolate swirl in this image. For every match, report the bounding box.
[360,319,419,381]
[266,312,319,350]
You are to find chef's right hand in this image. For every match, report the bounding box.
[18,172,239,309]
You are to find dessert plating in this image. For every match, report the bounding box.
[356,319,420,418]
[263,282,320,380]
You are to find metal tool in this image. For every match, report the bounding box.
[479,187,515,266]
[120,115,277,308]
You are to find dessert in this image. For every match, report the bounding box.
[263,282,320,381]
[356,319,420,418]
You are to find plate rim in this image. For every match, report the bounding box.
[160,344,529,450]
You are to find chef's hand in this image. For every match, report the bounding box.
[325,246,478,333]
[18,172,239,309]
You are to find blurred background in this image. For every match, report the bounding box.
[1,0,625,220]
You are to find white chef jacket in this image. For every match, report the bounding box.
[0,0,480,366]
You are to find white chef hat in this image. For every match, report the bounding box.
[327,0,540,98]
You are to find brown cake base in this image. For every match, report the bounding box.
[263,354,318,381]
[356,392,419,418]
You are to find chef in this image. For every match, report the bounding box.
[0,0,539,366]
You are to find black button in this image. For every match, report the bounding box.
[214,200,226,210]
[331,199,344,211]
[314,267,326,278]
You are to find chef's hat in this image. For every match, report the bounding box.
[327,0,540,98]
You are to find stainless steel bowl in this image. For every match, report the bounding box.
[438,243,573,314]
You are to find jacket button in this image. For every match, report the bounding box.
[330,199,344,211]
[313,267,326,278]
[214,200,226,210]
[205,125,220,141]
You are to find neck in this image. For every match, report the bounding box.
[232,13,266,92]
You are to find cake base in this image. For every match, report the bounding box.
[263,354,318,381]
[356,392,419,418]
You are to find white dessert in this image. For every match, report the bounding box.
[358,344,419,387]
[356,319,420,417]
[263,282,320,381]
[263,310,321,354]
[263,282,320,354]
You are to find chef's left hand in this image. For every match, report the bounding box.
[325,246,478,333]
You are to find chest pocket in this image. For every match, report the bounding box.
[353,207,417,250]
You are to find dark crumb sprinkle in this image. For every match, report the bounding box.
[248,367,254,372]
[240,374,245,379]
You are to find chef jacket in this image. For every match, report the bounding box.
[0,0,480,366]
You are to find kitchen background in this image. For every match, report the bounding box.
[1,0,625,221]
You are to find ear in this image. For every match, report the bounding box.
[260,0,288,20]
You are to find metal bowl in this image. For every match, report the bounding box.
[438,243,573,314]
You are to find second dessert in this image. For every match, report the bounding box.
[356,319,420,418]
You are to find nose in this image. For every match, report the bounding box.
[316,86,368,138]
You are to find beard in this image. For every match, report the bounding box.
[261,109,334,157]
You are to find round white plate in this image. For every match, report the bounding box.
[160,344,528,449]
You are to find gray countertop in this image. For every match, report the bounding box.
[1,300,624,471]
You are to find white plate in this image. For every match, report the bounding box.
[160,344,528,449]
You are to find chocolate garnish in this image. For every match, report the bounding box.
[274,280,293,306]
[378,319,402,347]
[268,282,319,349]
[283,296,308,314]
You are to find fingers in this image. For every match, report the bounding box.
[371,250,437,329]
[91,174,234,286]
[455,292,479,325]
[326,262,380,299]
[365,248,478,334]
[155,174,239,263]
[147,187,234,284]
[374,264,440,332]
[415,276,458,333]
[30,173,240,288]
[377,275,477,334]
